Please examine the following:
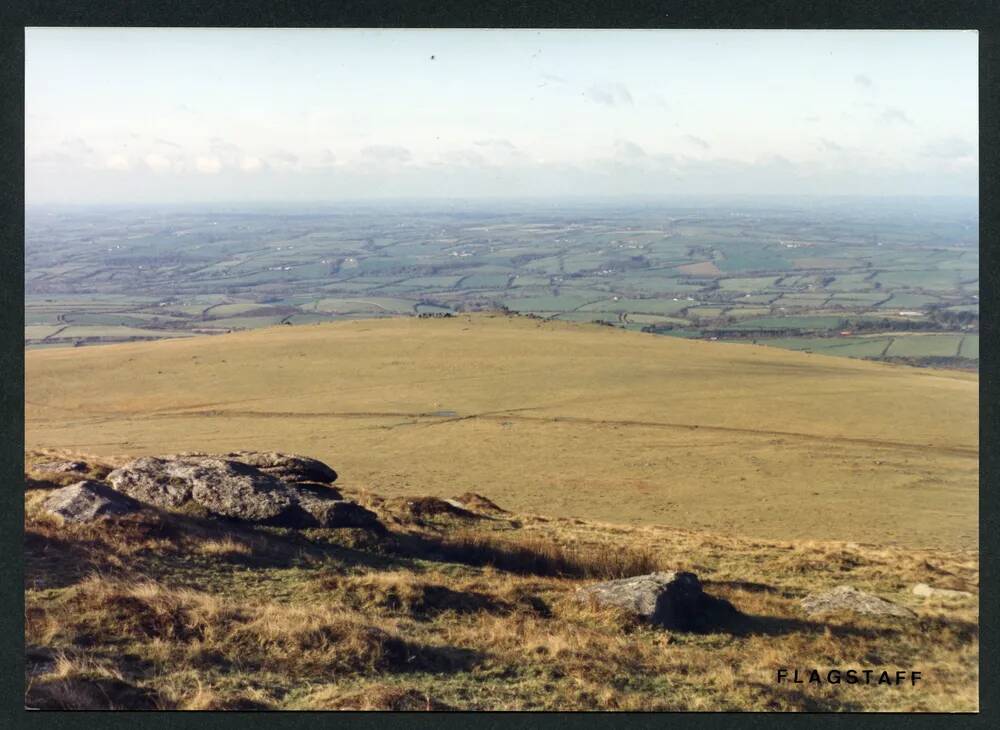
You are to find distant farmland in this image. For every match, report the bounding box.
[25,200,978,368]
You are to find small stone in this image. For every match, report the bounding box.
[800,585,915,619]
[576,571,740,631]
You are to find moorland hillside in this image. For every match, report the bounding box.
[25,314,978,548]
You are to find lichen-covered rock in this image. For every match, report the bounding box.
[107,456,297,522]
[43,480,144,523]
[182,459,296,523]
[576,571,739,631]
[224,451,338,484]
[106,456,196,508]
[105,455,377,529]
[800,585,916,619]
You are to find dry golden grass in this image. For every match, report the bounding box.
[296,683,452,711]
[22,316,979,710]
[25,314,978,549]
[23,463,979,712]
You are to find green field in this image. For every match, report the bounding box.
[960,335,979,358]
[744,336,894,359]
[313,297,417,314]
[726,316,847,331]
[886,334,964,358]
[580,298,691,315]
[24,201,978,366]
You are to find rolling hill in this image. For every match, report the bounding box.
[25,313,978,549]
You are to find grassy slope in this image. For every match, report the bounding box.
[23,452,979,712]
[25,314,978,549]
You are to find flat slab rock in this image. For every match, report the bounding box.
[800,585,916,619]
[912,583,974,599]
[44,480,145,523]
[32,460,88,474]
[106,456,374,528]
[576,571,739,632]
[167,451,338,484]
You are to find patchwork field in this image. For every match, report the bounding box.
[25,201,978,369]
[25,314,978,550]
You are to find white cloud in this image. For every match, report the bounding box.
[881,107,914,126]
[240,156,263,172]
[436,149,487,167]
[474,137,517,151]
[614,139,646,159]
[105,153,130,171]
[62,137,95,158]
[586,83,633,107]
[360,145,412,164]
[209,137,243,166]
[683,135,711,151]
[143,152,172,173]
[921,136,975,159]
[268,150,300,170]
[195,156,222,174]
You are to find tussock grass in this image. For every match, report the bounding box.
[23,451,979,711]
[298,683,453,711]
[28,574,468,682]
[194,537,255,558]
[25,651,161,710]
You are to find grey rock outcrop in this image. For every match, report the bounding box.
[800,585,916,619]
[576,571,739,631]
[290,485,380,528]
[106,455,375,528]
[184,459,296,522]
[44,480,145,523]
[224,451,338,484]
[106,456,197,508]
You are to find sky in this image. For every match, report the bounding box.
[25,29,979,204]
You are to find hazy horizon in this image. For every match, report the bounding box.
[26,28,978,204]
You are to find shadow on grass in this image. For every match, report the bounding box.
[700,604,911,641]
[705,579,782,595]
[391,530,661,580]
[390,641,487,675]
[25,529,113,590]
[744,681,867,712]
